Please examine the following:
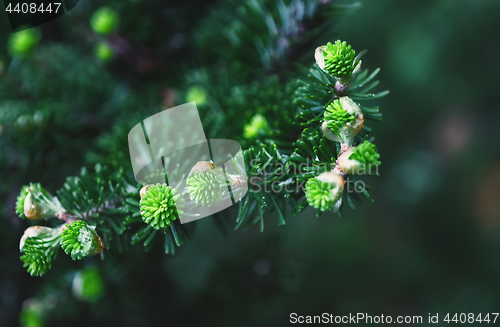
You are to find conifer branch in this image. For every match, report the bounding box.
[10,4,388,277]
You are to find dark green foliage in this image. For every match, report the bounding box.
[237,142,294,231]
[295,64,387,128]
[290,133,337,174]
[18,44,114,104]
[55,165,134,253]
[195,0,324,74]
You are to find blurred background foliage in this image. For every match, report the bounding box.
[1,0,500,326]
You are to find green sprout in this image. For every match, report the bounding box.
[243,113,271,139]
[15,184,31,219]
[20,298,45,327]
[90,7,119,35]
[305,172,344,212]
[324,99,356,136]
[337,140,381,175]
[139,184,184,229]
[186,170,229,207]
[322,97,364,145]
[323,40,358,79]
[186,86,207,105]
[15,183,63,220]
[72,266,105,302]
[61,221,105,260]
[350,140,381,167]
[8,28,41,57]
[95,41,114,62]
[20,228,62,277]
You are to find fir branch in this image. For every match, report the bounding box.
[13,38,388,277]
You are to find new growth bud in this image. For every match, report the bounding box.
[323,97,364,145]
[19,226,62,252]
[317,40,359,84]
[243,114,271,139]
[338,140,381,175]
[19,225,63,276]
[16,183,64,220]
[305,171,345,212]
[186,161,246,207]
[139,184,184,229]
[8,28,41,58]
[95,41,114,62]
[186,161,229,207]
[72,266,105,302]
[61,221,105,260]
[90,7,119,35]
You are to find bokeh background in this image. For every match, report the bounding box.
[1,0,500,326]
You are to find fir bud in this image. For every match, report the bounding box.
[186,161,246,207]
[20,225,63,276]
[338,140,381,175]
[323,97,364,145]
[186,86,208,105]
[243,113,271,139]
[305,171,344,212]
[8,28,41,58]
[139,184,184,229]
[19,226,61,252]
[16,183,64,220]
[61,221,105,260]
[72,266,105,302]
[90,7,119,35]
[186,170,229,207]
[316,40,359,83]
[20,298,45,327]
[95,41,114,62]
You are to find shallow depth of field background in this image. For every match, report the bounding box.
[1,0,500,326]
